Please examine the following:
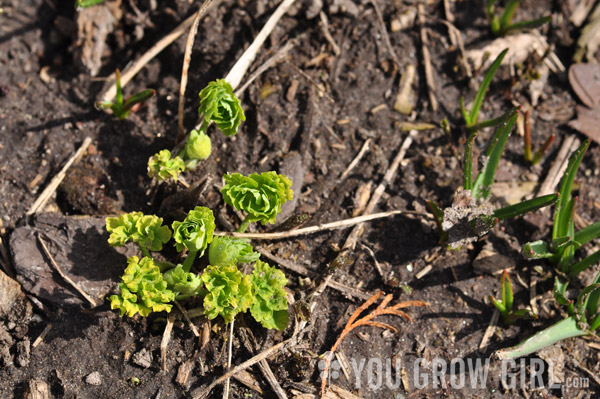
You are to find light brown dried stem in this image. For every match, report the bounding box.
[32,323,53,348]
[175,300,200,337]
[223,319,234,399]
[339,138,371,181]
[213,210,428,240]
[99,4,219,103]
[320,291,428,396]
[369,0,400,67]
[417,4,438,112]
[27,137,92,215]
[479,309,500,350]
[537,135,580,197]
[36,233,97,307]
[161,312,176,372]
[319,11,341,56]
[177,0,213,144]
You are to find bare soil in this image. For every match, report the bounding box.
[1,0,600,398]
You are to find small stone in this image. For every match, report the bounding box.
[132,348,153,368]
[16,338,30,367]
[85,371,102,386]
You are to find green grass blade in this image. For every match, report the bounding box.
[468,109,512,133]
[499,0,519,29]
[77,0,106,7]
[123,89,156,111]
[504,15,553,35]
[468,48,508,124]
[574,221,600,247]
[115,69,124,109]
[464,132,477,190]
[501,270,513,312]
[489,295,506,314]
[553,139,590,239]
[460,97,471,126]
[569,250,600,278]
[531,134,555,165]
[587,271,600,321]
[472,108,518,200]
[493,193,558,220]
[494,316,587,360]
[554,277,571,306]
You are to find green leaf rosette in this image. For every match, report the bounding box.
[249,260,289,330]
[148,149,185,181]
[201,264,253,323]
[106,212,171,252]
[208,236,260,266]
[198,79,245,137]
[172,206,215,255]
[110,256,175,317]
[221,172,293,225]
[163,264,204,298]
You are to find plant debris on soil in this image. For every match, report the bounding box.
[1,0,600,398]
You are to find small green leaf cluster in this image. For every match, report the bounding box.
[221,171,293,228]
[110,256,175,317]
[486,0,551,37]
[107,172,291,332]
[147,79,245,182]
[96,69,155,119]
[489,270,536,325]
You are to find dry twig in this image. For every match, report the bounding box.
[37,233,97,307]
[320,291,427,396]
[339,139,371,181]
[417,4,438,112]
[161,312,176,372]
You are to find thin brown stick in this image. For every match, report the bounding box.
[339,138,371,181]
[36,233,97,307]
[177,1,213,144]
[319,11,341,56]
[161,312,176,372]
[537,135,580,197]
[214,210,426,240]
[32,323,53,348]
[479,309,500,350]
[27,137,92,215]
[225,0,297,90]
[175,300,200,337]
[369,0,400,67]
[418,4,438,112]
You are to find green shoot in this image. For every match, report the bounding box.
[106,212,171,257]
[147,150,185,182]
[198,79,246,137]
[461,49,508,132]
[522,139,600,277]
[77,0,106,8]
[172,206,215,271]
[221,172,294,231]
[96,69,155,119]
[179,129,212,169]
[249,260,289,331]
[486,0,552,37]
[208,236,260,266]
[201,264,254,323]
[489,270,536,324]
[523,111,554,165]
[495,271,600,359]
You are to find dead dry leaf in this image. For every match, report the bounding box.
[568,63,600,143]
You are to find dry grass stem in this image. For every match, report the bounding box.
[161,312,176,372]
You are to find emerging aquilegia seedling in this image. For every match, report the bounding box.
[428,108,558,248]
[486,0,552,37]
[522,110,554,165]
[106,170,293,333]
[521,139,600,278]
[96,69,155,119]
[147,79,245,182]
[460,49,508,133]
[489,270,536,324]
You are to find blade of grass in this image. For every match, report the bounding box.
[467,109,513,133]
[522,240,554,259]
[574,221,600,247]
[569,250,600,277]
[586,271,600,319]
[472,108,518,200]
[493,193,558,220]
[501,271,513,313]
[531,134,555,165]
[553,139,590,239]
[122,89,156,110]
[468,48,508,126]
[464,131,477,190]
[504,15,553,35]
[523,110,532,162]
[558,197,577,272]
[499,0,519,30]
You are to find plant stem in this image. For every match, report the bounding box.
[237,215,253,233]
[523,110,532,162]
[182,250,198,272]
[223,318,234,399]
[139,245,151,258]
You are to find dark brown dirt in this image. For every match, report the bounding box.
[1,0,600,398]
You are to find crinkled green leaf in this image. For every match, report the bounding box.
[148,150,185,181]
[201,264,253,323]
[172,206,215,254]
[163,264,204,298]
[109,256,175,317]
[522,240,554,260]
[198,79,245,137]
[209,236,260,266]
[249,260,289,331]
[106,212,171,252]
[221,172,293,225]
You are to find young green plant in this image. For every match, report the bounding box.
[486,0,552,37]
[147,79,245,182]
[460,49,508,133]
[489,270,536,324]
[522,139,600,278]
[96,69,155,119]
[429,108,559,248]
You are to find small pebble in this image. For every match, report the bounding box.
[85,371,102,386]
